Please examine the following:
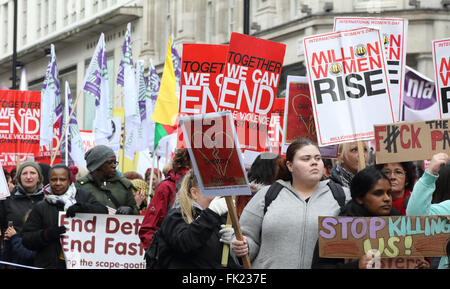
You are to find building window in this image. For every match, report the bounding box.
[205,1,214,43]
[37,0,41,37]
[44,0,49,35]
[21,0,27,45]
[228,0,236,36]
[3,4,8,53]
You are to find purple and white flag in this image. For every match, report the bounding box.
[40,44,62,148]
[82,33,113,146]
[145,59,160,151]
[132,60,150,152]
[118,23,140,159]
[63,81,86,169]
[402,65,439,121]
[148,59,161,102]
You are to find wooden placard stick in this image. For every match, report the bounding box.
[221,212,232,267]
[357,141,366,172]
[225,196,251,269]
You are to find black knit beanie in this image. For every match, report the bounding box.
[84,145,116,172]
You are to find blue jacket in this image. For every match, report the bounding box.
[2,234,36,268]
[406,171,450,269]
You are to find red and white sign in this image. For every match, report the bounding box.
[334,17,408,123]
[432,38,450,119]
[180,111,251,197]
[266,98,285,155]
[80,130,95,152]
[177,44,228,148]
[0,90,41,155]
[59,213,145,269]
[217,33,286,152]
[303,28,394,146]
[0,90,61,169]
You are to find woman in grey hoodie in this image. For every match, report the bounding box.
[232,138,351,269]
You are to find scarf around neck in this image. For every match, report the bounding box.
[44,183,78,211]
[334,164,354,188]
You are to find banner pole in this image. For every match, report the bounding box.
[225,196,251,269]
[147,153,156,207]
[221,211,232,267]
[50,90,82,166]
[357,141,366,172]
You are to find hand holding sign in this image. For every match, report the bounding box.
[426,152,449,175]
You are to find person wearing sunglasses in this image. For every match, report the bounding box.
[76,145,139,215]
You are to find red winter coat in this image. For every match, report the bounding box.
[392,189,411,216]
[138,168,189,249]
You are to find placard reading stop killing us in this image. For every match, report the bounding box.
[303,27,394,146]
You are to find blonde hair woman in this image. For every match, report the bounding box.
[156,170,241,269]
[329,142,369,188]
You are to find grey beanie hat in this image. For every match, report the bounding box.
[16,161,44,185]
[84,145,116,172]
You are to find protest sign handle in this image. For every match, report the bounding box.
[357,141,366,172]
[50,90,82,166]
[221,213,232,267]
[225,196,251,269]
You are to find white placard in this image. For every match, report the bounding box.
[59,212,145,269]
[432,38,450,119]
[334,17,408,123]
[303,27,394,146]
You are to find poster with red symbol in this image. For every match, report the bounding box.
[177,44,228,148]
[179,111,251,197]
[281,76,338,158]
[282,76,315,152]
[218,32,286,152]
[303,27,394,146]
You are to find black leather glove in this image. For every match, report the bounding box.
[66,203,83,218]
[43,226,66,241]
[116,206,133,215]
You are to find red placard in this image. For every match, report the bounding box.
[180,112,250,197]
[177,44,228,148]
[0,90,62,169]
[285,78,316,143]
[266,98,285,155]
[0,90,41,156]
[218,33,286,152]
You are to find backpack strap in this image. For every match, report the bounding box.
[327,180,346,212]
[264,180,346,215]
[263,182,284,215]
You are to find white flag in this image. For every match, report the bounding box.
[133,60,151,152]
[40,44,62,148]
[20,68,28,91]
[82,33,113,146]
[118,23,140,159]
[64,82,87,169]
[146,59,160,151]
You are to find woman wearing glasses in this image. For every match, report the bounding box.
[375,162,417,215]
[76,145,139,215]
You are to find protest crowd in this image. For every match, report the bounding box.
[0,15,450,272]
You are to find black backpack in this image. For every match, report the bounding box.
[144,229,172,269]
[263,180,346,215]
